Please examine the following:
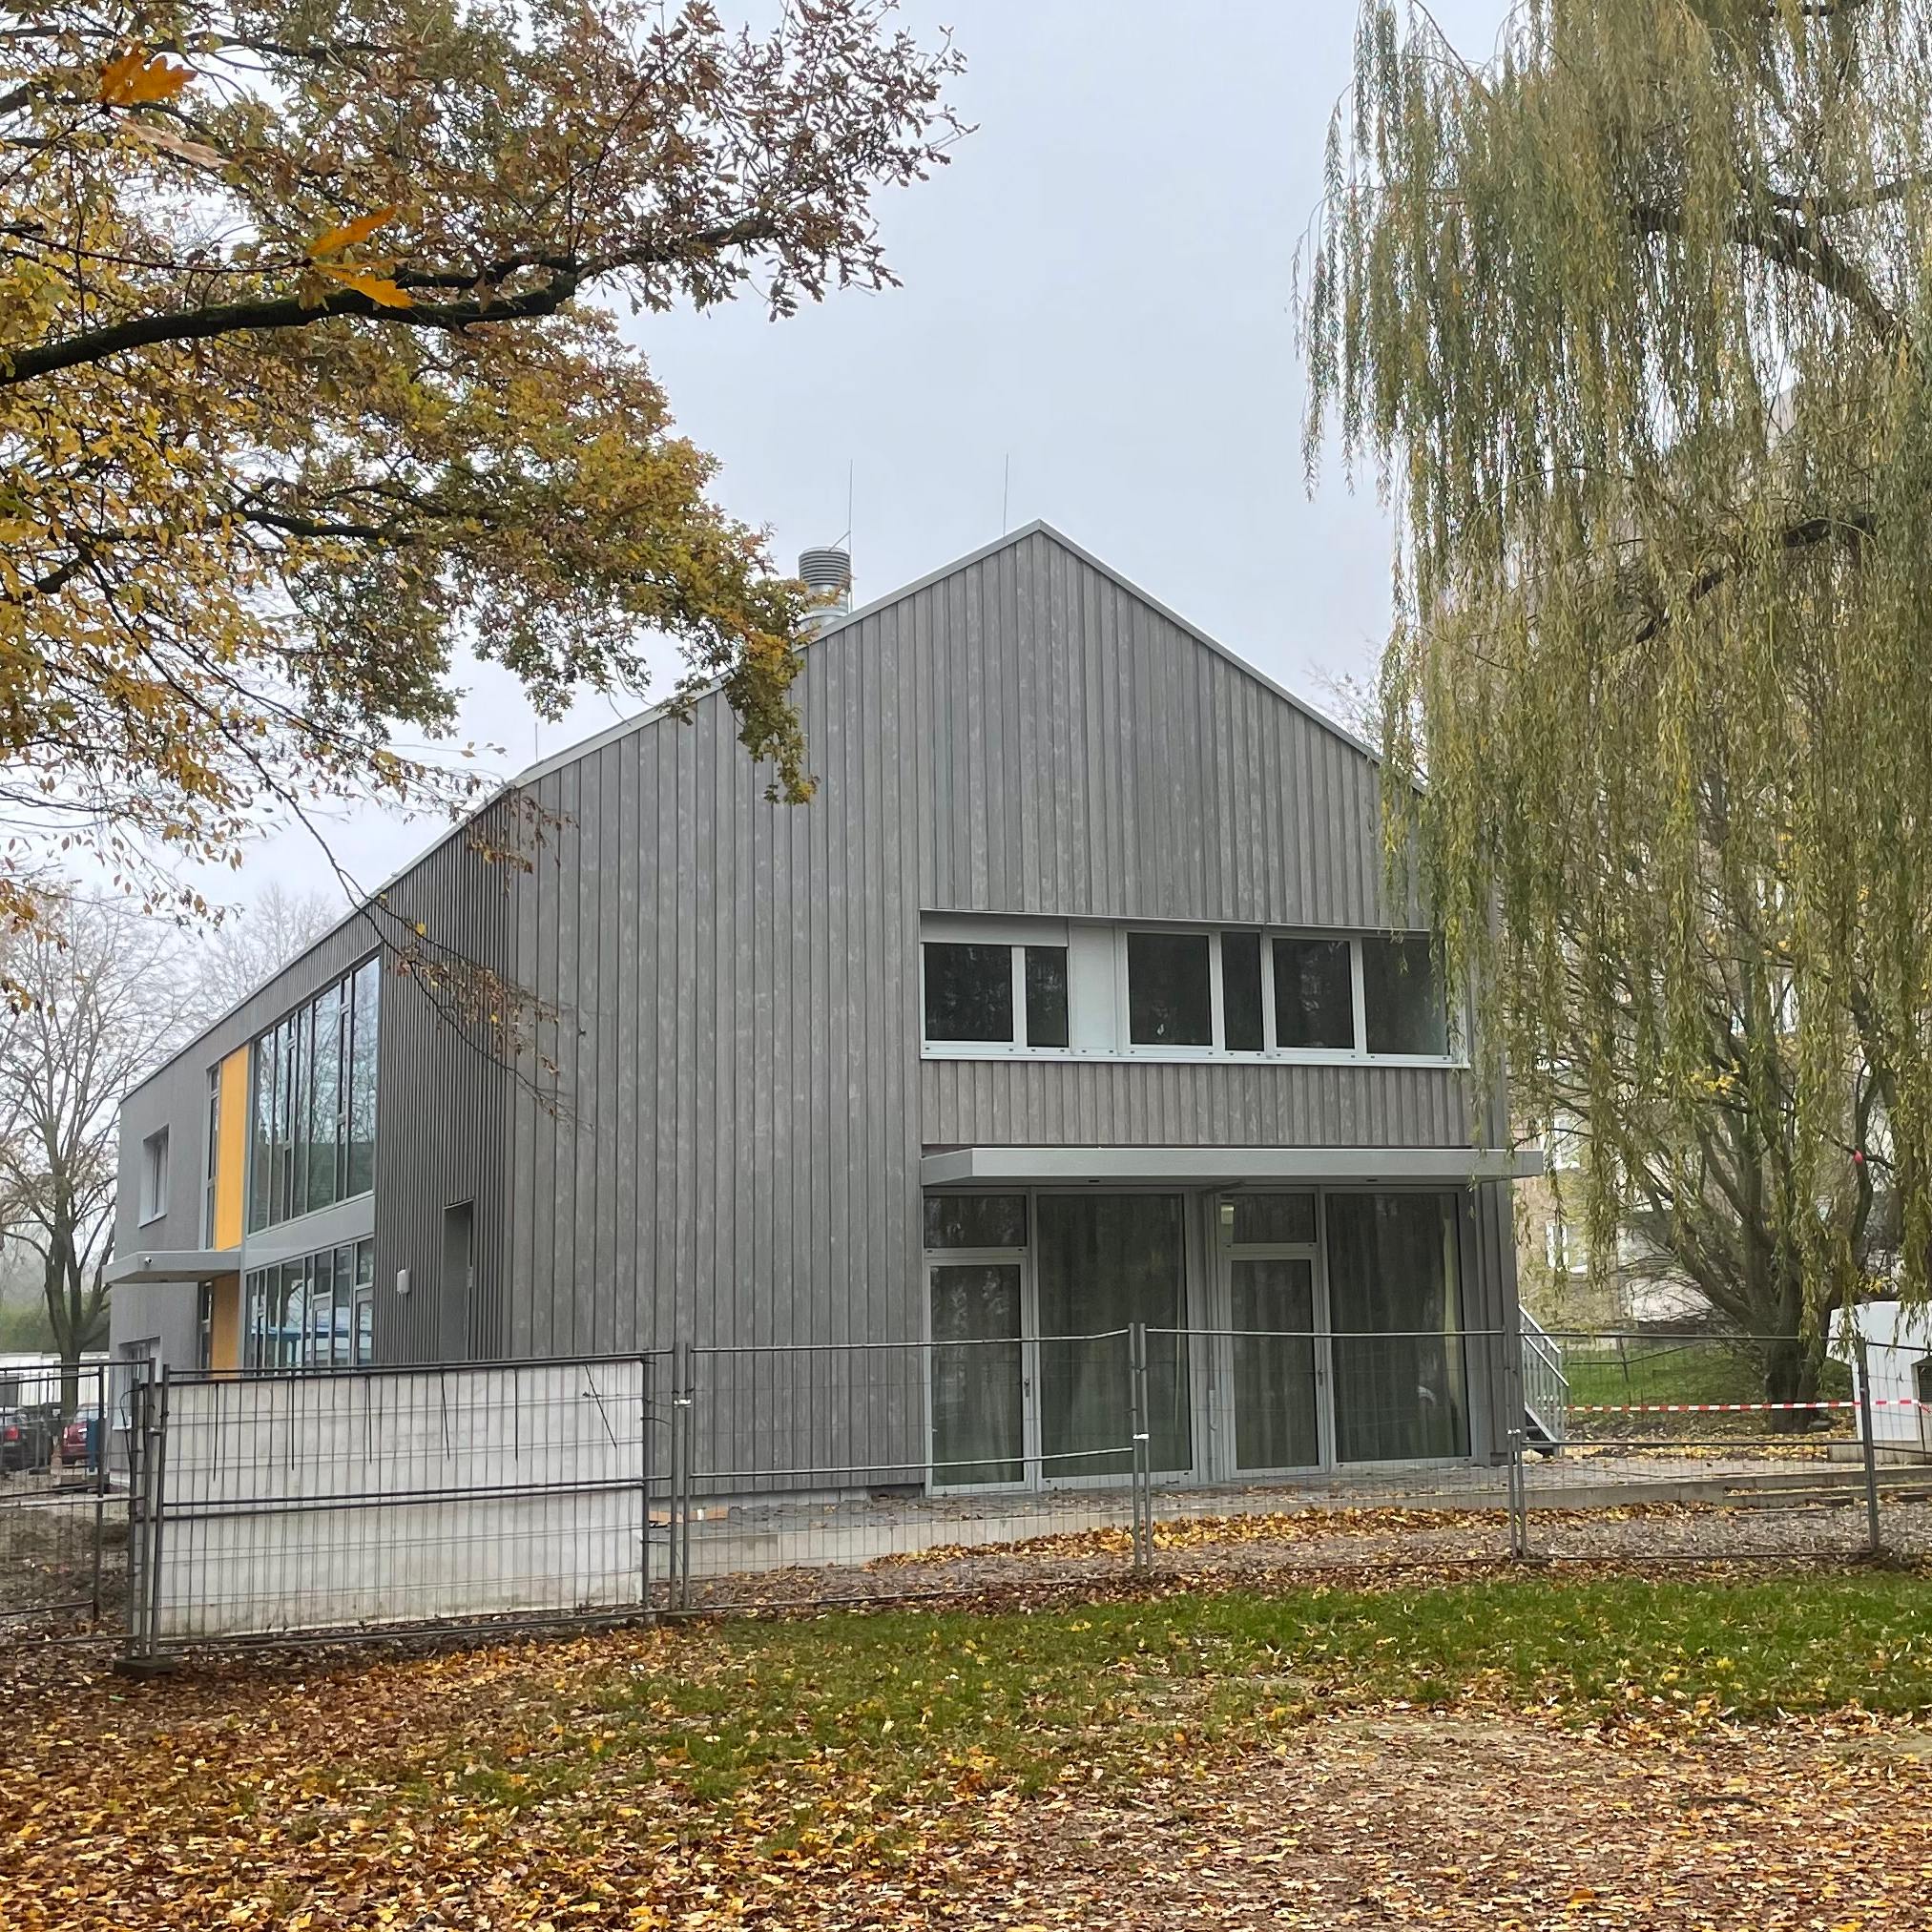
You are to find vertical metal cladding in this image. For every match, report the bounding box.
[370,816,516,1363]
[494,525,1482,1376]
[115,525,1501,1415]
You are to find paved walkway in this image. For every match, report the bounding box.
[674,1447,1910,1580]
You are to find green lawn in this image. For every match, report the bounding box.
[408,1572,1932,1829]
[1564,1338,1854,1413]
[19,1570,1932,1926]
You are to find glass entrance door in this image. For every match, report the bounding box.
[928,1261,1027,1487]
[1035,1194,1190,1480]
[1229,1256,1320,1471]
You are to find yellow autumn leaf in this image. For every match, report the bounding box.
[305,207,399,260]
[315,263,414,308]
[99,50,194,106]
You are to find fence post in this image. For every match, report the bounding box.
[1503,1303,1528,1559]
[1857,1332,1883,1558]
[638,1353,653,1619]
[671,1339,694,1610]
[89,1361,108,1622]
[1506,1425,1528,1559]
[118,1365,171,1672]
[1128,1321,1152,1574]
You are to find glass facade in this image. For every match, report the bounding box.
[924,1187,1471,1485]
[247,956,380,1233]
[243,1238,376,1368]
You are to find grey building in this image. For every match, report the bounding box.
[112,523,1535,1487]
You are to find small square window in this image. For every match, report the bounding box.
[139,1128,169,1224]
[1024,946,1069,1048]
[1361,934,1449,1056]
[1226,1192,1318,1245]
[924,1194,1028,1250]
[924,943,1014,1043]
[1273,938,1355,1050]
[1127,931,1214,1046]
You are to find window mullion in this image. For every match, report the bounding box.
[1011,945,1028,1049]
[1259,933,1278,1053]
[1349,941,1367,1056]
[1206,929,1226,1053]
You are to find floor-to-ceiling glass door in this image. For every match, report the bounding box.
[1214,1191,1325,1476]
[927,1259,1028,1487]
[1034,1193,1191,1481]
[1227,1256,1321,1471]
[924,1194,1031,1491]
[924,1184,1473,1490]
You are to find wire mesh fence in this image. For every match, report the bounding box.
[32,1311,1932,1661]
[0,1361,114,1628]
[662,1332,1149,1611]
[1516,1328,1907,1565]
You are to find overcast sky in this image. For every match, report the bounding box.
[219,0,1506,922]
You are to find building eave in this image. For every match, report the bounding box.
[918,1146,1544,1188]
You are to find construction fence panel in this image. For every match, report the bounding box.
[670,1333,1146,1610]
[129,1354,668,1650]
[1518,1329,1906,1564]
[0,1361,114,1630]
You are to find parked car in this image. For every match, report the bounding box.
[0,1406,56,1473]
[59,1407,102,1470]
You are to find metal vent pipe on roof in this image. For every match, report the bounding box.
[798,547,853,632]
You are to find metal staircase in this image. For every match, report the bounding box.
[1519,1310,1569,1453]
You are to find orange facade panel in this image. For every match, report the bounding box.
[213,1045,249,1251]
[208,1271,241,1373]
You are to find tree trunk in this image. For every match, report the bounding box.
[1758,1331,1821,1433]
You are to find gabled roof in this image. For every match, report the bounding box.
[133,522,1378,1091]
[511,519,1380,789]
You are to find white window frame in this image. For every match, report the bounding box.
[139,1127,169,1225]
[916,915,1465,1069]
[1116,924,1462,1068]
[919,918,1075,1060]
[1546,1217,1587,1276]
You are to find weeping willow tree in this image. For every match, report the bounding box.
[1303,0,1932,1378]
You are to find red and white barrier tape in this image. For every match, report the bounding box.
[1568,1397,1929,1414]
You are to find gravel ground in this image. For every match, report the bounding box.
[0,1487,118,1622]
[675,1492,1932,1610]
[899,1710,1932,1929]
[10,1479,1925,1639]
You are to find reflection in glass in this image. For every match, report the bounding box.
[923,1194,1027,1251]
[1035,1194,1189,1476]
[923,942,1014,1042]
[1221,931,1264,1051]
[1228,1192,1318,1246]
[1273,937,1356,1049]
[1024,946,1069,1047]
[929,1263,1024,1486]
[1326,1191,1467,1462]
[1361,934,1449,1056]
[1126,932,1213,1046]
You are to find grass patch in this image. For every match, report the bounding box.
[429,1571,1932,1838]
[1565,1338,1854,1409]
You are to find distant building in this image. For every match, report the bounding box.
[1513,1111,1707,1332]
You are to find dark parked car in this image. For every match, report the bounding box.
[0,1406,56,1474]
